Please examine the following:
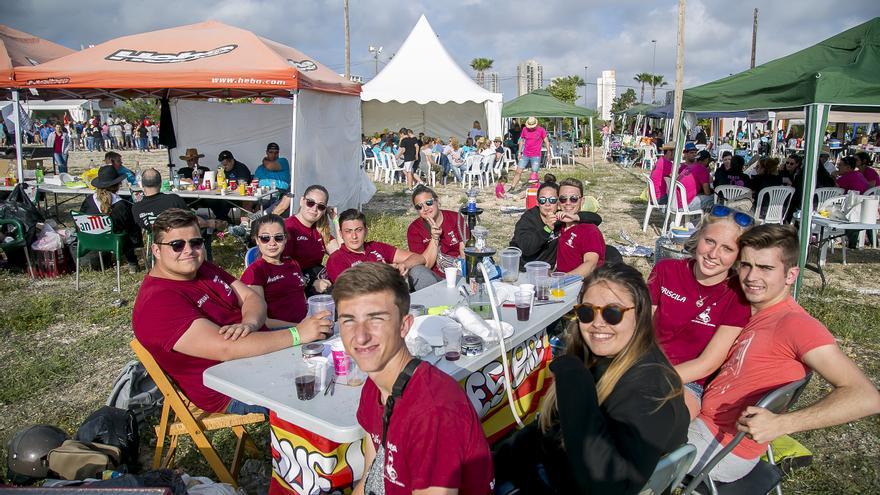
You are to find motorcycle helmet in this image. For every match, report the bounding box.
[6,425,68,483]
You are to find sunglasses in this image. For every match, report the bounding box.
[258,233,286,244]
[558,195,581,204]
[710,204,754,227]
[304,198,327,211]
[537,196,558,205]
[156,238,204,253]
[414,198,435,211]
[574,304,635,325]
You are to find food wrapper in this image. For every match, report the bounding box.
[80,167,99,190]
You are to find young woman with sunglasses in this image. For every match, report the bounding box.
[494,264,687,494]
[647,205,752,418]
[555,178,606,276]
[406,185,465,276]
[282,185,339,295]
[241,214,333,343]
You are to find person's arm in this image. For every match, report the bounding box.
[510,215,551,258]
[736,343,880,443]
[216,280,266,340]
[568,252,600,278]
[350,438,375,495]
[674,325,743,384]
[173,317,294,362]
[393,248,427,270]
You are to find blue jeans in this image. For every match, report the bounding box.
[86,136,94,151]
[226,399,268,415]
[53,153,68,173]
[518,155,541,172]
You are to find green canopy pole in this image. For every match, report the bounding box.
[663,110,689,232]
[794,103,830,299]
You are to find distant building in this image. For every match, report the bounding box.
[517,60,544,96]
[486,72,500,93]
[596,69,616,121]
[665,90,674,106]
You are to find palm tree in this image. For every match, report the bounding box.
[649,74,668,103]
[633,73,652,102]
[470,58,494,88]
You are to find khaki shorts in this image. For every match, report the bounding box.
[403,160,415,172]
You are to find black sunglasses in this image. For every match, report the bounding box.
[258,234,286,244]
[304,198,327,211]
[558,195,581,204]
[709,204,754,227]
[537,196,558,205]
[574,304,635,325]
[156,238,204,253]
[414,198,435,211]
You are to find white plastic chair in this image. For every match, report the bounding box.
[716,143,734,155]
[559,142,575,164]
[378,151,405,184]
[643,175,668,232]
[640,146,658,170]
[547,146,563,169]
[361,145,377,172]
[489,153,505,183]
[864,186,880,248]
[463,154,486,189]
[714,185,751,205]
[813,187,844,208]
[639,444,697,495]
[753,186,794,224]
[502,147,516,172]
[663,182,703,232]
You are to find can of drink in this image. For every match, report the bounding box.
[302,343,325,361]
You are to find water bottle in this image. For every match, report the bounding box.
[135,170,142,188]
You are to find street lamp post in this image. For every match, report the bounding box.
[369,45,383,76]
[584,66,589,106]
[651,39,657,76]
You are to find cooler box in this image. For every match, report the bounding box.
[525,186,538,209]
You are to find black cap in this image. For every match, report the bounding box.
[696,150,712,162]
[218,150,234,162]
[266,142,280,151]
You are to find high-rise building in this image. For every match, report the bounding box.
[486,72,500,93]
[596,70,617,120]
[517,60,544,96]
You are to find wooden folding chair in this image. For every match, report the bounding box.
[130,339,264,487]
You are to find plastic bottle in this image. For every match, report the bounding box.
[135,170,142,188]
[217,166,226,190]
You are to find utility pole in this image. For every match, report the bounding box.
[651,39,657,75]
[343,0,350,79]
[750,8,758,69]
[369,45,382,76]
[584,66,589,106]
[672,0,686,146]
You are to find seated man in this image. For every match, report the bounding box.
[688,224,880,483]
[132,208,331,414]
[177,148,211,180]
[254,142,291,191]
[210,150,253,222]
[104,151,136,185]
[326,208,440,291]
[333,263,494,495]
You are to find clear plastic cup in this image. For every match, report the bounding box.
[500,247,522,283]
[294,360,319,401]
[515,291,532,321]
[550,272,566,299]
[442,326,463,361]
[444,266,458,288]
[523,261,551,286]
[535,275,551,301]
[308,295,336,322]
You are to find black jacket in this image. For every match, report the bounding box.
[509,208,602,269]
[80,194,142,247]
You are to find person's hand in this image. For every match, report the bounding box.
[313,278,332,293]
[736,406,788,443]
[392,262,410,276]
[427,217,442,240]
[555,211,578,223]
[218,322,257,341]
[297,312,334,343]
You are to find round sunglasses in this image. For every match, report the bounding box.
[558,195,581,204]
[414,198,435,211]
[574,303,635,325]
[304,198,327,211]
[257,234,286,244]
[537,196,558,205]
[156,238,204,253]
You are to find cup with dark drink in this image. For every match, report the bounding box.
[515,291,532,321]
[294,360,319,401]
[535,275,551,302]
[442,325,463,361]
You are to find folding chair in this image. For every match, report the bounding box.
[130,339,264,488]
[244,246,260,267]
[640,443,697,495]
[683,374,812,495]
[643,175,668,232]
[753,186,795,225]
[72,210,125,293]
[0,218,35,279]
[663,182,703,232]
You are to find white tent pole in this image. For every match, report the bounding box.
[11,90,24,182]
[588,116,594,170]
[770,115,779,156]
[288,89,299,216]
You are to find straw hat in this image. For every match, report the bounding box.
[661,143,676,151]
[179,148,205,161]
[91,165,125,189]
[525,117,538,129]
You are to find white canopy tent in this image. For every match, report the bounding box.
[360,15,502,140]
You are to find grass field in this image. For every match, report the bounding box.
[0,152,878,492]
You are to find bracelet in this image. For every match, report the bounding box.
[289,327,301,346]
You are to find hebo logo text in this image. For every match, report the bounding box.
[105,45,238,63]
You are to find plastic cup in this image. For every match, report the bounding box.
[523,261,551,286]
[444,266,458,288]
[330,341,350,376]
[500,247,522,283]
[308,295,335,323]
[519,283,535,295]
[515,291,532,321]
[345,361,366,387]
[535,275,551,301]
[550,272,566,299]
[442,326,463,361]
[294,360,319,401]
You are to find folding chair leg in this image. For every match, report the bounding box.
[163,434,179,468]
[75,254,81,290]
[230,425,251,481]
[152,401,172,469]
[643,205,652,232]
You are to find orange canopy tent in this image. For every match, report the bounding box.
[0,24,74,86]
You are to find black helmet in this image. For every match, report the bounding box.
[6,425,68,483]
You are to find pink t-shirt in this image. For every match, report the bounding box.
[357,363,494,494]
[647,259,751,385]
[650,155,673,198]
[519,126,547,158]
[677,163,711,207]
[325,240,398,282]
[556,223,606,273]
[407,210,465,276]
[699,296,835,459]
[282,215,328,270]
[240,257,307,324]
[860,166,879,187]
[836,170,869,193]
[132,262,247,412]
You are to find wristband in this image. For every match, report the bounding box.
[289,327,301,346]
[543,225,553,233]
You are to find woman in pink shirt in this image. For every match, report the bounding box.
[836,156,870,193]
[650,144,675,202]
[855,151,879,188]
[648,206,753,418]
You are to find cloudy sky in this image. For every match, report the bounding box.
[5,0,878,107]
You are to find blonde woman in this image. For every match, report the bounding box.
[79,165,142,272]
[442,137,466,182]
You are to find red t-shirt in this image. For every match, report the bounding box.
[356,363,494,494]
[325,241,398,282]
[240,257,307,324]
[132,262,242,413]
[837,170,870,193]
[647,259,750,385]
[699,296,835,459]
[282,215,328,270]
[862,166,880,186]
[406,210,465,276]
[556,223,605,273]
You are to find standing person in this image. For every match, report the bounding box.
[149,122,159,149]
[136,122,149,152]
[92,123,105,152]
[45,124,70,174]
[395,128,422,193]
[254,142,291,191]
[79,166,142,273]
[406,185,465,277]
[333,263,494,495]
[555,178,605,276]
[110,120,123,150]
[85,124,96,151]
[100,121,110,151]
[280,185,339,295]
[123,120,133,149]
[509,116,551,192]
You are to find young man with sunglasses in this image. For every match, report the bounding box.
[406,186,466,277]
[132,208,329,415]
[687,224,880,484]
[333,263,493,495]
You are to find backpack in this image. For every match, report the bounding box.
[106,360,163,425]
[47,440,121,480]
[75,406,140,469]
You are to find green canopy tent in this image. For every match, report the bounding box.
[672,17,880,298]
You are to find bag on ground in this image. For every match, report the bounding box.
[47,440,121,480]
[75,406,140,469]
[106,360,163,425]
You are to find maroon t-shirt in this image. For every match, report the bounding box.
[556,223,606,273]
[240,257,307,324]
[357,363,494,494]
[406,209,465,276]
[132,262,243,412]
[325,241,398,282]
[282,215,328,270]
[647,259,751,386]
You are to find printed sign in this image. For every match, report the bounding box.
[105,45,238,64]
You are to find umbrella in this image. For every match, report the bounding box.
[158,97,177,175]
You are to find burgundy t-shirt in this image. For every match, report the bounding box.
[282,215,328,270]
[53,133,63,153]
[240,257,307,324]
[357,363,494,494]
[647,259,750,385]
[556,223,606,273]
[325,241,398,282]
[132,262,243,412]
[862,166,880,186]
[406,210,465,276]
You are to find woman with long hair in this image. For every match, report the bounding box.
[281,185,339,295]
[495,263,688,494]
[79,165,142,272]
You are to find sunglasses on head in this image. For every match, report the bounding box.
[414,198,435,211]
[559,195,581,204]
[710,204,754,227]
[257,233,286,244]
[156,238,204,253]
[537,196,558,205]
[574,303,635,325]
[304,198,327,211]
